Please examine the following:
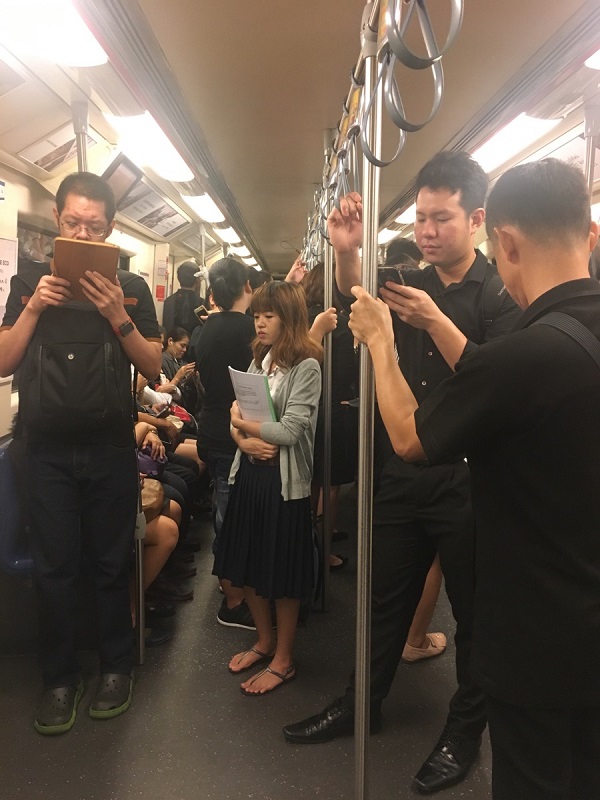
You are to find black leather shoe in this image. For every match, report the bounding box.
[283,698,381,744]
[413,727,481,794]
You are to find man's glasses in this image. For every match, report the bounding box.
[60,219,107,238]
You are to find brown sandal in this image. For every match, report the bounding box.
[228,646,275,675]
[240,664,297,696]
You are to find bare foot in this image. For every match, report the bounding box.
[240,662,296,694]
[228,644,275,674]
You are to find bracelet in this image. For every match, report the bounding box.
[148,428,158,435]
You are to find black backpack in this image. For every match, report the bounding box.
[18,272,137,437]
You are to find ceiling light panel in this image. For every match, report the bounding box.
[180,193,225,224]
[215,227,242,245]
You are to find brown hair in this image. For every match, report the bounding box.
[302,262,325,308]
[251,281,322,369]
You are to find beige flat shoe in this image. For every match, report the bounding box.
[402,632,447,663]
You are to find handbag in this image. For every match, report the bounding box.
[137,444,168,478]
[140,478,164,523]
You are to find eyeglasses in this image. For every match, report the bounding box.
[60,219,108,238]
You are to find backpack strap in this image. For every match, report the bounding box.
[533,311,600,371]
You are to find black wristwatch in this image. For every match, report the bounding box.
[113,317,135,338]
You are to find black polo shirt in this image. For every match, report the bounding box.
[361,250,521,465]
[415,278,600,706]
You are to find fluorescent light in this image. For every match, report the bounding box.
[105,112,193,182]
[472,113,562,173]
[395,203,416,225]
[242,257,258,266]
[585,49,600,70]
[252,265,263,271]
[180,193,225,224]
[214,227,242,245]
[378,228,400,245]
[230,245,251,257]
[0,0,108,66]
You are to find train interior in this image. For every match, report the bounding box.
[0,1,599,798]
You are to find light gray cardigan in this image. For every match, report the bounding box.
[229,357,321,501]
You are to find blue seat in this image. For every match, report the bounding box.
[0,440,34,574]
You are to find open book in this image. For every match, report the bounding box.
[228,366,277,422]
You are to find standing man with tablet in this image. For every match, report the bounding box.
[0,172,162,734]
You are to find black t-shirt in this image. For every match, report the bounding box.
[307,303,358,404]
[191,311,255,458]
[2,258,161,446]
[162,288,205,336]
[415,279,600,706]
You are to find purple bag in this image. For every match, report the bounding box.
[137,445,168,478]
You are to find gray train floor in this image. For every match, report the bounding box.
[0,489,492,800]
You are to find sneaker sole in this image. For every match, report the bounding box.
[216,614,256,630]
[89,680,133,720]
[34,681,84,735]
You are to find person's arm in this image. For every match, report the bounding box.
[285,255,308,285]
[137,410,180,447]
[0,274,72,377]
[348,286,426,461]
[328,193,363,296]
[79,271,161,379]
[309,307,337,344]
[380,282,467,369]
[230,423,279,460]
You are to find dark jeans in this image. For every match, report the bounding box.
[344,455,486,740]
[203,450,234,556]
[486,695,600,800]
[27,439,137,688]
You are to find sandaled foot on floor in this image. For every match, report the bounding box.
[228,645,276,674]
[34,680,84,735]
[241,664,296,696]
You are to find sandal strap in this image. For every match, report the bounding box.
[264,664,295,682]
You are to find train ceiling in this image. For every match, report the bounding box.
[0,0,598,274]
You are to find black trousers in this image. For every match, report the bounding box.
[344,456,486,740]
[486,695,600,799]
[27,439,137,688]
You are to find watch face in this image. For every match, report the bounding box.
[119,320,135,337]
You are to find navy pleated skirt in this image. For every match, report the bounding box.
[213,455,314,600]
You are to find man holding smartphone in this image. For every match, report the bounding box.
[284,152,521,795]
[0,172,162,734]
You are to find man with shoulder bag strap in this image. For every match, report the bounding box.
[0,172,162,734]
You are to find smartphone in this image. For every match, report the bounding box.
[52,237,120,302]
[377,266,405,290]
[194,305,209,322]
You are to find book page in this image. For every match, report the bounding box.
[228,367,277,422]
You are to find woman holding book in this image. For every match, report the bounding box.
[214,281,322,695]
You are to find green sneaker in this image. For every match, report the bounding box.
[89,673,133,720]
[34,680,84,735]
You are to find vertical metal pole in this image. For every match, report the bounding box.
[354,15,382,800]
[321,129,336,611]
[583,100,600,201]
[72,100,89,172]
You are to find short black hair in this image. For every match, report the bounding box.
[177,261,198,288]
[56,172,116,222]
[486,158,591,243]
[384,237,422,266]
[416,151,488,214]
[208,257,249,311]
[248,269,273,292]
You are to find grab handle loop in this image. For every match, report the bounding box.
[387,0,463,70]
[384,51,444,132]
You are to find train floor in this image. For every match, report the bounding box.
[0,485,492,800]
